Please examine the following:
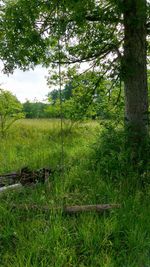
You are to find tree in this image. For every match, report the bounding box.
[123,0,148,142]
[47,83,73,105]
[23,100,49,118]
[0,89,24,137]
[46,71,124,126]
[0,0,149,144]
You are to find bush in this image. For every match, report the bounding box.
[0,89,24,137]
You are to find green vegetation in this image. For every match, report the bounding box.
[46,73,124,123]
[0,89,24,137]
[23,101,49,119]
[0,0,150,265]
[0,119,149,267]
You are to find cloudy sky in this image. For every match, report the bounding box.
[0,64,50,103]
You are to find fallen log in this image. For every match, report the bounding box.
[9,204,121,214]
[64,204,121,214]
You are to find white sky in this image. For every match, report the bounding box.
[0,64,50,103]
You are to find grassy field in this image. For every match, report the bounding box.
[0,119,150,267]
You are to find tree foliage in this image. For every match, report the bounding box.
[23,100,49,118]
[0,0,123,75]
[46,71,124,124]
[0,89,24,137]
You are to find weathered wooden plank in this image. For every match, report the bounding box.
[0,183,22,193]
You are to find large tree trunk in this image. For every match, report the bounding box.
[123,0,149,147]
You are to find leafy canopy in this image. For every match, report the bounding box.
[0,1,141,73]
[1,1,150,74]
[1,0,150,93]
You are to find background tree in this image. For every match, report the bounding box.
[0,89,24,137]
[46,71,124,124]
[23,100,49,118]
[47,83,73,105]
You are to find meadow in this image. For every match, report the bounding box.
[0,119,150,267]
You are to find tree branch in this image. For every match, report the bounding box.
[85,14,122,24]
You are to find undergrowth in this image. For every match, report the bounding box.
[0,119,150,267]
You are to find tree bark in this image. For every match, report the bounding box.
[123,0,149,144]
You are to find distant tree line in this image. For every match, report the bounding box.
[23,101,50,119]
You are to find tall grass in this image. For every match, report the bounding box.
[0,119,150,267]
